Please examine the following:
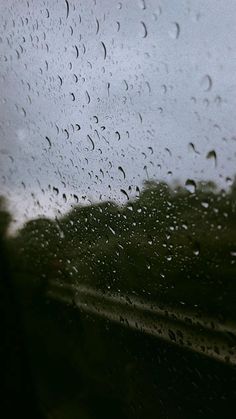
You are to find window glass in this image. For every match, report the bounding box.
[1,1,236,418]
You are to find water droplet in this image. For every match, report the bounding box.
[140,21,148,38]
[64,129,69,139]
[120,189,129,200]
[153,6,162,20]
[118,166,126,179]
[226,177,233,185]
[201,75,212,92]
[73,194,78,203]
[108,226,116,235]
[168,22,180,39]
[65,0,69,19]
[70,92,75,101]
[165,147,172,157]
[101,41,107,59]
[185,179,196,194]
[87,135,95,150]
[161,84,167,94]
[188,142,199,154]
[74,45,79,58]
[45,136,51,148]
[193,241,200,256]
[206,150,217,166]
[215,95,222,105]
[115,131,121,141]
[95,18,100,35]
[139,0,146,10]
[85,91,91,104]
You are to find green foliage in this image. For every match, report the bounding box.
[1,178,236,319]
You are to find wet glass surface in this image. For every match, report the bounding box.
[1,1,236,418]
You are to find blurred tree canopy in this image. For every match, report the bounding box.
[1,178,236,320]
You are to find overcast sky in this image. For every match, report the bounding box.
[1,0,236,230]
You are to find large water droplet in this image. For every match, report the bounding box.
[185,179,196,194]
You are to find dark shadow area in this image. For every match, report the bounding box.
[0,197,44,418]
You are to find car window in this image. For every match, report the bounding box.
[1,1,236,418]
